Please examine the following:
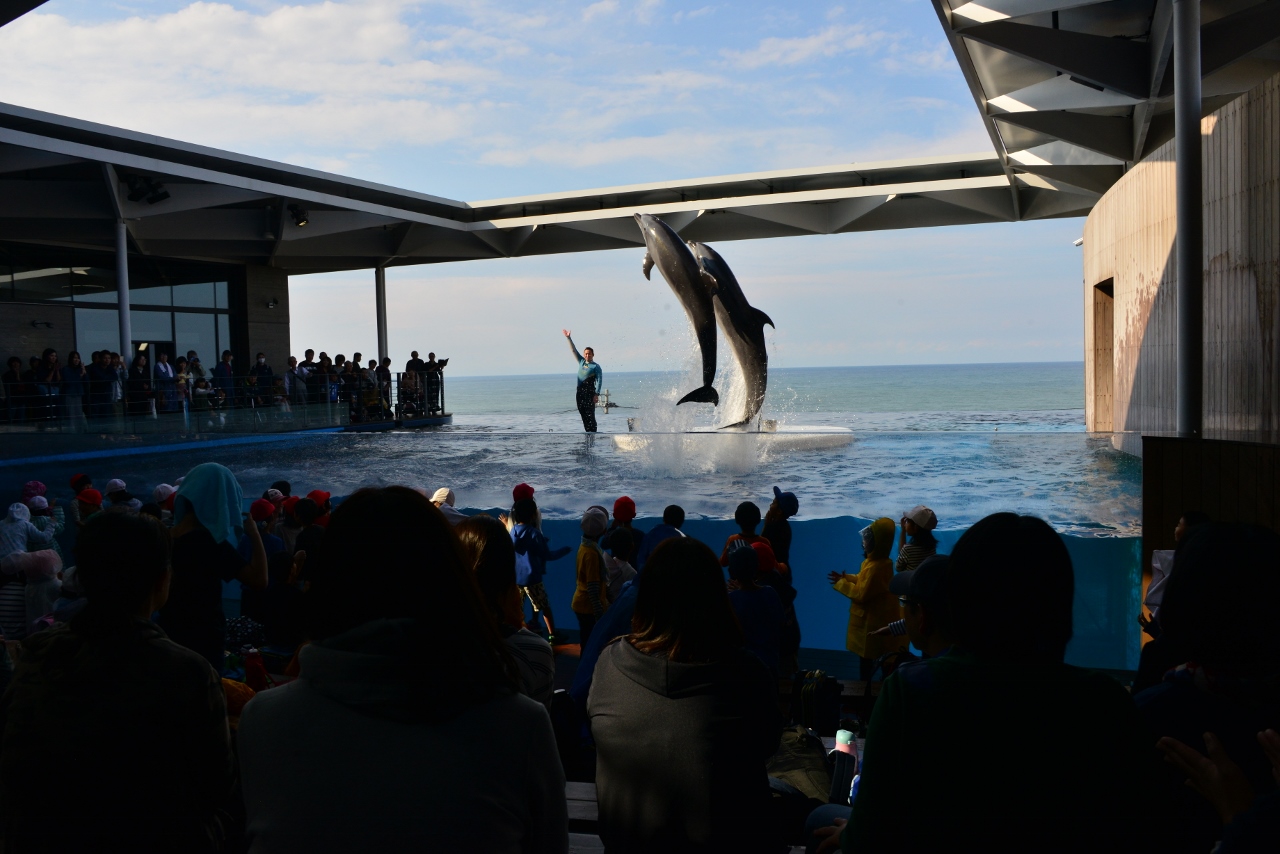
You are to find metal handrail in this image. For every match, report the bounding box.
[0,369,449,434]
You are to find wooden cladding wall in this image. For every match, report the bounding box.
[1093,282,1114,433]
[1084,73,1280,441]
[1142,436,1280,576]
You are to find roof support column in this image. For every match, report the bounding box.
[1174,0,1203,438]
[115,220,133,364]
[375,266,388,362]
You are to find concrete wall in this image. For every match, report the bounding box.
[0,301,75,365]
[1083,73,1280,441]
[239,265,291,372]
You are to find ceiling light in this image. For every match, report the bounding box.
[288,204,309,227]
[145,184,170,204]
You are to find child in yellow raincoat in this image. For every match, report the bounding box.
[828,517,908,680]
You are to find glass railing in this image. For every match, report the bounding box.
[0,371,447,434]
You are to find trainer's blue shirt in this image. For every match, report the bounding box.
[577,358,603,394]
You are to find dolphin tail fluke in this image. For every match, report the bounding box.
[716,419,750,431]
[677,386,719,407]
[754,308,775,329]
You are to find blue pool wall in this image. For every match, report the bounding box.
[531,515,1142,672]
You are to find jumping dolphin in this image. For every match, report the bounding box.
[634,213,719,406]
[690,242,774,429]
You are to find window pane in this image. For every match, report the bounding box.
[75,307,120,356]
[173,282,215,308]
[132,283,171,306]
[217,314,230,356]
[214,281,228,310]
[175,312,217,364]
[132,310,172,342]
[72,268,118,303]
[12,267,73,302]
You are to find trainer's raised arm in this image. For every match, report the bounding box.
[564,329,582,362]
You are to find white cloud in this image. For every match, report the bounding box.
[582,0,619,22]
[722,23,886,70]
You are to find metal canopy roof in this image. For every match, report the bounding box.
[0,101,1098,274]
[13,1,1271,273]
[932,0,1280,214]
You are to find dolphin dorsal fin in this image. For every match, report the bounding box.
[753,307,775,329]
[699,268,718,295]
[642,252,654,281]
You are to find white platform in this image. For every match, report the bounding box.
[612,425,854,452]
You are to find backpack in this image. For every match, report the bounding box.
[513,527,539,587]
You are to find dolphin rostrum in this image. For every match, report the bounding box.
[634,213,719,406]
[690,242,774,429]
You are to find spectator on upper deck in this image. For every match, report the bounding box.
[588,537,781,853]
[238,486,566,853]
[1,512,234,852]
[815,513,1159,854]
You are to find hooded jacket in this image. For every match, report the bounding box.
[237,618,567,854]
[587,639,781,853]
[833,517,908,659]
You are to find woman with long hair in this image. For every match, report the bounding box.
[59,351,88,430]
[588,537,781,853]
[126,352,151,416]
[238,487,566,853]
[456,514,556,706]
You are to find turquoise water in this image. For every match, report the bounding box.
[8,361,1143,670]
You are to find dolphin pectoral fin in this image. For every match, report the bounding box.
[699,268,718,295]
[754,308,775,329]
[676,386,719,407]
[642,252,654,280]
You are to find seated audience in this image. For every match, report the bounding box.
[635,504,686,569]
[1135,509,1213,692]
[895,504,938,573]
[237,487,567,852]
[1141,523,1280,854]
[817,512,1160,854]
[572,506,610,647]
[0,512,233,851]
[0,504,53,640]
[457,515,555,706]
[886,554,952,658]
[726,546,783,675]
[760,486,798,569]
[607,496,646,558]
[827,517,906,680]
[720,501,768,566]
[509,497,570,642]
[1,549,62,634]
[751,539,800,675]
[601,527,638,602]
[430,487,467,526]
[306,490,332,527]
[588,537,782,853]
[157,463,268,672]
[292,498,326,562]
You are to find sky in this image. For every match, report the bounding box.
[0,0,1088,376]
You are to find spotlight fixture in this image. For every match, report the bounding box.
[288,204,309,227]
[125,175,170,205]
[267,297,278,310]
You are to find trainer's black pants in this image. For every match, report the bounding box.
[576,381,597,432]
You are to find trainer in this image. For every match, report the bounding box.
[563,329,602,432]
